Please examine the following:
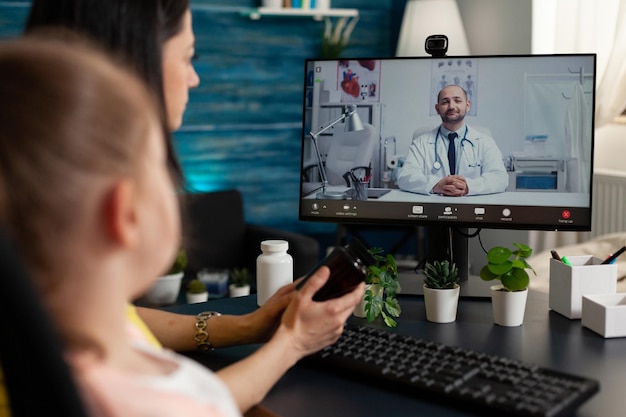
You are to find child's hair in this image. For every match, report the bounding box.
[0,37,162,284]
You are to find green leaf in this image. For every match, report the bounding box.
[511,259,527,270]
[501,268,529,291]
[365,302,383,323]
[381,311,397,327]
[385,297,401,317]
[487,260,513,275]
[513,242,533,258]
[486,247,512,264]
[479,265,498,281]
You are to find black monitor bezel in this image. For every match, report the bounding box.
[298,53,597,233]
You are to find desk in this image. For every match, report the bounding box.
[165,292,626,417]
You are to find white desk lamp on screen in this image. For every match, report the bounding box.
[309,104,364,199]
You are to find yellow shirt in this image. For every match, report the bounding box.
[0,367,8,417]
[125,304,162,348]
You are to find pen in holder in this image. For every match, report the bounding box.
[549,256,617,319]
[344,167,371,201]
[352,180,369,201]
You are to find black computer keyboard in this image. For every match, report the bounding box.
[300,324,599,417]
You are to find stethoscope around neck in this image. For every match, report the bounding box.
[432,126,480,171]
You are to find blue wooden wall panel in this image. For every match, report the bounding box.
[0,0,397,235]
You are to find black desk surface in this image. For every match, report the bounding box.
[164,291,626,417]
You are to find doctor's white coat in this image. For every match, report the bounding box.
[396,125,508,196]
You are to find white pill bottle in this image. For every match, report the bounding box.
[256,240,293,306]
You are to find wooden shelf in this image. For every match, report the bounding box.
[242,7,359,21]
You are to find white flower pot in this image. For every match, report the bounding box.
[490,285,528,327]
[353,284,381,318]
[229,284,251,298]
[423,284,460,323]
[186,291,208,304]
[145,272,183,305]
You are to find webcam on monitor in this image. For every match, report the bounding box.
[425,34,448,57]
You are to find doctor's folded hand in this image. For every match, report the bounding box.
[432,175,468,196]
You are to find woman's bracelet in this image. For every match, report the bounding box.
[194,311,221,350]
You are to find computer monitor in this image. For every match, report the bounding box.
[299,54,596,297]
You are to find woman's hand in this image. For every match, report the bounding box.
[215,266,364,411]
[276,266,365,358]
[242,280,297,343]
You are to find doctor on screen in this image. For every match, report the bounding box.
[396,85,508,196]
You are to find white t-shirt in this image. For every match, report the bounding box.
[69,344,241,417]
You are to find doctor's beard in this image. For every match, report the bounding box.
[440,109,466,124]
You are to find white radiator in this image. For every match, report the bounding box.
[591,169,626,238]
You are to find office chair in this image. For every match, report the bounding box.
[182,189,320,285]
[0,229,89,417]
[303,122,378,187]
[323,122,378,186]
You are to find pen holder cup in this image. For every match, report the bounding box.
[352,181,369,201]
[549,256,617,319]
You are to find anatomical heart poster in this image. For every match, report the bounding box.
[337,59,381,103]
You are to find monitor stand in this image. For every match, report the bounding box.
[398,225,493,299]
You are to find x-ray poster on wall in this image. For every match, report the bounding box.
[337,59,381,103]
[430,58,478,117]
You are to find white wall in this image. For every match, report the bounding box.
[457,0,532,55]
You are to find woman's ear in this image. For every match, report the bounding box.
[102,179,139,248]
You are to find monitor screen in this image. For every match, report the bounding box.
[298,54,596,297]
[298,54,596,233]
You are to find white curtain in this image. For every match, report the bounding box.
[530,0,626,252]
[532,0,626,128]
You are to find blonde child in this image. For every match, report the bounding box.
[0,38,363,417]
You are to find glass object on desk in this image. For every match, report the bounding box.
[198,268,229,298]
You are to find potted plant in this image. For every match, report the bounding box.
[144,248,187,306]
[479,242,535,326]
[229,267,251,297]
[168,248,188,276]
[320,15,359,59]
[423,260,460,323]
[353,248,401,328]
[186,278,208,304]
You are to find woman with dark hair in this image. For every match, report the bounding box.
[20,1,365,415]
[25,0,195,180]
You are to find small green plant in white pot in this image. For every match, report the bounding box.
[479,242,535,326]
[353,248,401,327]
[229,267,251,297]
[186,278,208,304]
[423,260,460,323]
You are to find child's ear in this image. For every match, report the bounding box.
[103,179,139,248]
